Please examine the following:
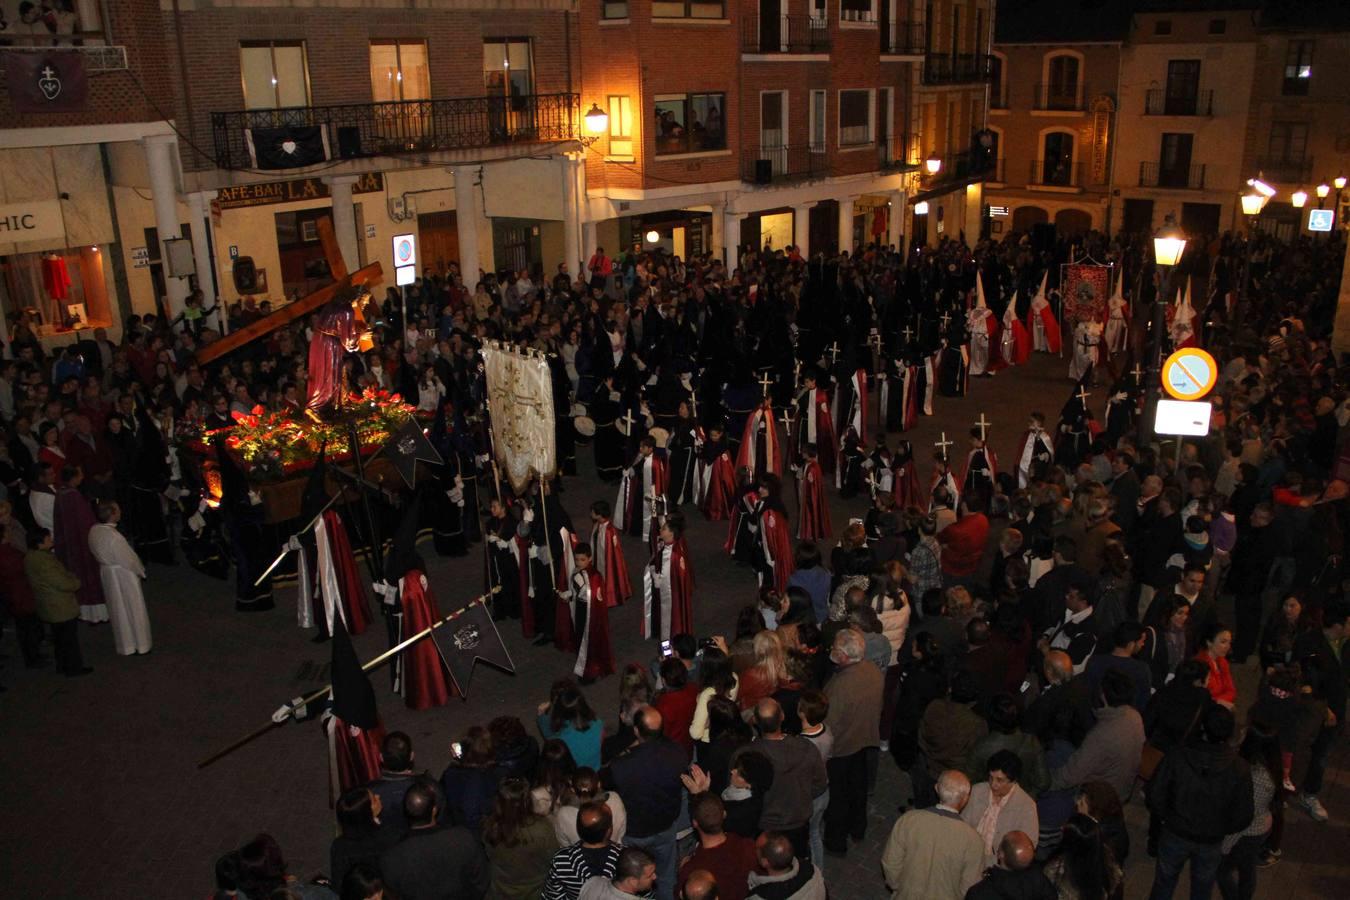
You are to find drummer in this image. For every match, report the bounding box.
[588,373,626,483]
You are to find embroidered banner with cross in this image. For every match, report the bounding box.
[481,342,557,492]
[3,51,88,113]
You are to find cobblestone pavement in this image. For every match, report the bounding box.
[2,353,1347,899]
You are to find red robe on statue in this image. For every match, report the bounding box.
[796,459,832,542]
[590,519,631,606]
[398,571,456,710]
[698,448,739,521]
[758,505,796,594]
[641,537,694,641]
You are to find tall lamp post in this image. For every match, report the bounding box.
[1139,217,1188,444]
[1238,190,1267,320]
[1335,175,1347,228]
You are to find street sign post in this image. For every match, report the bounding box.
[1161,348,1217,401]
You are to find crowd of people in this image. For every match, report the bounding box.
[3,219,1349,900]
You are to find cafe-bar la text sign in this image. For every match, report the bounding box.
[215,173,384,210]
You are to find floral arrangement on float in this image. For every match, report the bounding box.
[188,387,419,481]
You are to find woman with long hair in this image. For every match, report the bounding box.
[689,645,739,750]
[530,739,577,815]
[1139,594,1192,691]
[830,521,874,592]
[1217,722,1281,900]
[481,776,559,900]
[1042,813,1123,899]
[329,787,398,887]
[737,629,788,710]
[338,863,385,900]
[536,679,602,769]
[1074,781,1128,866]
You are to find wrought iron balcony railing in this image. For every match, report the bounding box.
[1031,159,1082,188]
[1144,89,1214,116]
[1033,82,1088,112]
[880,23,925,55]
[210,93,579,171]
[922,53,995,85]
[1139,161,1208,190]
[1254,156,1313,184]
[741,15,830,54]
[742,146,825,184]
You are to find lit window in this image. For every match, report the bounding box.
[241,42,310,110]
[654,93,727,155]
[608,95,633,157]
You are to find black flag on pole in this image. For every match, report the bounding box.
[442,598,515,698]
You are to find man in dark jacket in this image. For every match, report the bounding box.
[1227,502,1278,663]
[965,830,1056,900]
[379,781,488,900]
[601,706,688,900]
[733,699,827,859]
[1145,706,1253,900]
[1293,602,1349,823]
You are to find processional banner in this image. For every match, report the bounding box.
[1062,263,1110,324]
[481,342,556,492]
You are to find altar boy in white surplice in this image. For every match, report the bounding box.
[88,502,153,656]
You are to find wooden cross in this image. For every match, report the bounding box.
[939,311,952,330]
[687,389,698,420]
[793,358,802,390]
[196,217,383,364]
[868,329,883,353]
[758,372,775,400]
[935,432,953,458]
[827,342,842,365]
[1130,363,1145,382]
[779,409,794,436]
[1076,385,1092,406]
[974,413,991,442]
[620,409,635,435]
[901,325,915,342]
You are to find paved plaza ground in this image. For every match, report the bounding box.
[2,352,1348,899]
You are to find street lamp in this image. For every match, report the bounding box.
[1238,192,1265,322]
[644,229,661,244]
[1247,177,1276,198]
[925,155,942,176]
[578,102,609,147]
[1139,217,1188,444]
[914,200,930,215]
[1292,189,1308,209]
[1317,182,1331,202]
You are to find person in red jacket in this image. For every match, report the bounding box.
[1195,622,1237,708]
[653,655,700,753]
[937,494,990,588]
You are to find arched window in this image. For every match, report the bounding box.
[1055,208,1092,236]
[1012,206,1048,232]
[1039,130,1075,186]
[1042,51,1082,110]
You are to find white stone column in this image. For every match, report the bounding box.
[142,134,189,321]
[186,190,222,332]
[710,202,726,263]
[838,195,856,255]
[792,203,813,257]
[451,167,482,285]
[324,174,360,272]
[888,190,906,250]
[724,211,742,271]
[561,154,581,279]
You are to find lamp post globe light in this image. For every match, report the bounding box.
[1292,189,1308,209]
[578,103,608,147]
[925,154,942,176]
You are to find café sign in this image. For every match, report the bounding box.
[214,173,384,210]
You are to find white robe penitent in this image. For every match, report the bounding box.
[88,523,152,655]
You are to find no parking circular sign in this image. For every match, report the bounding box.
[1161,348,1218,401]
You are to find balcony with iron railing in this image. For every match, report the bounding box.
[1029,159,1082,189]
[877,133,914,170]
[1254,156,1313,184]
[1033,82,1088,112]
[1144,89,1214,116]
[922,148,998,186]
[922,53,995,86]
[881,23,925,56]
[1139,161,1207,190]
[741,15,830,54]
[210,93,578,171]
[742,146,825,185]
